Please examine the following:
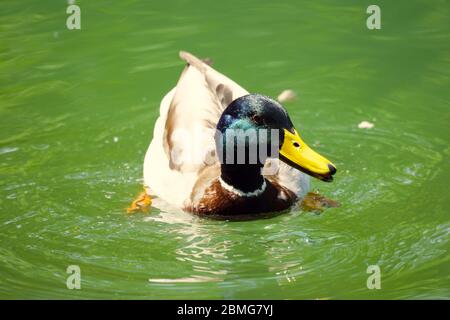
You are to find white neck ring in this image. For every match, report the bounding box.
[219,177,267,197]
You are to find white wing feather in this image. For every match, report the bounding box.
[144,51,248,209]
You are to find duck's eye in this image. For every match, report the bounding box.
[252,115,262,123]
[293,142,300,148]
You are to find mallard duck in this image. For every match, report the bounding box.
[134,51,336,217]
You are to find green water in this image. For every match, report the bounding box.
[1,0,449,299]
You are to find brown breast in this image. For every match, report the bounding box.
[185,178,297,217]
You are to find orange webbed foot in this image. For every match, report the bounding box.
[300,191,340,213]
[127,191,152,214]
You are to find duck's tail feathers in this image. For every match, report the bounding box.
[178,50,249,110]
[179,51,207,73]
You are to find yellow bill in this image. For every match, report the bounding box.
[279,129,336,182]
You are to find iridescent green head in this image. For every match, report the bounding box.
[215,94,336,182]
